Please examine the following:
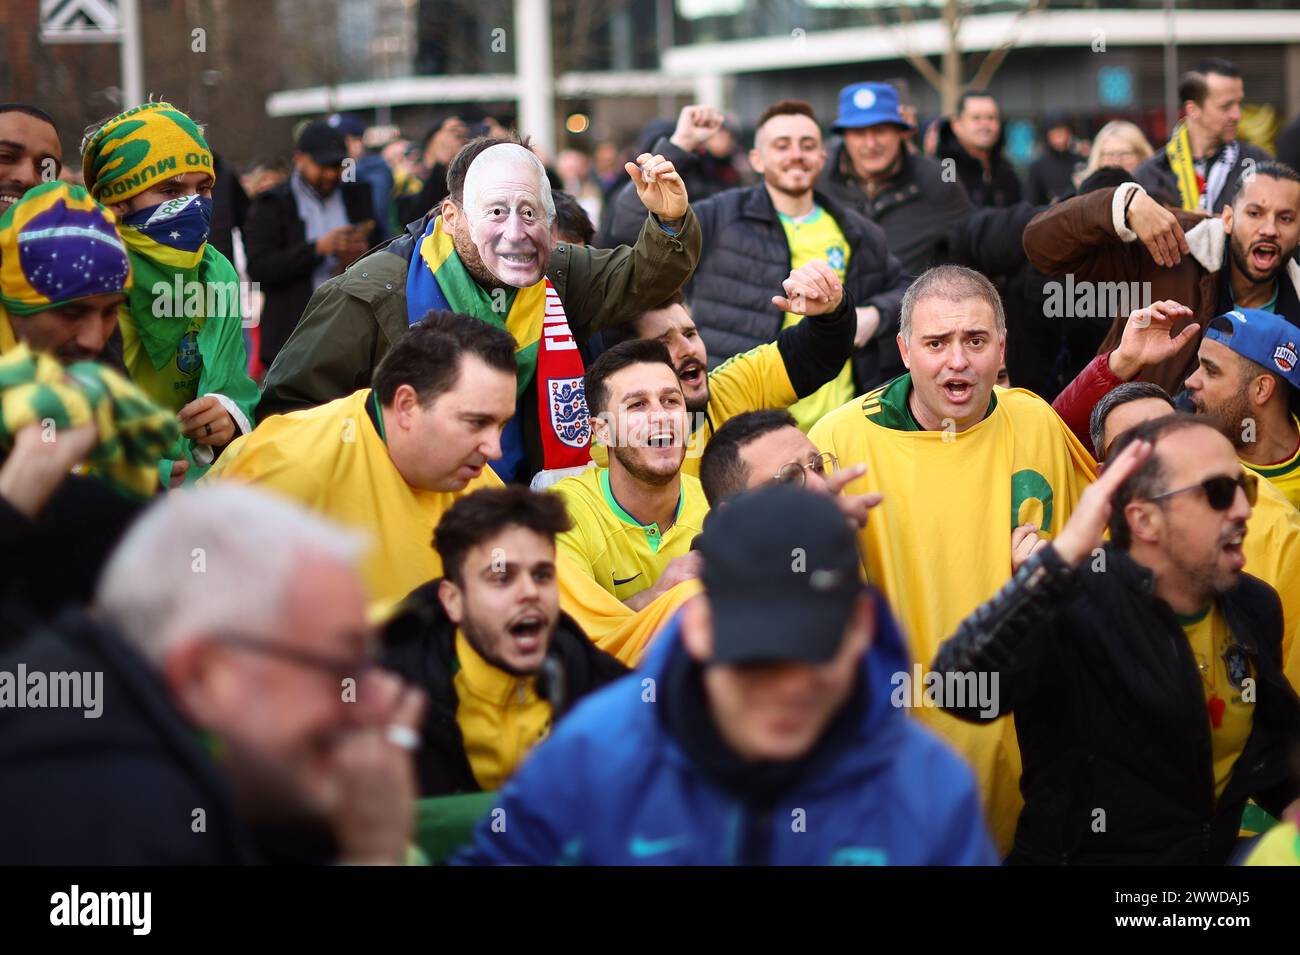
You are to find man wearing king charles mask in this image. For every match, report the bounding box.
[260,134,702,485]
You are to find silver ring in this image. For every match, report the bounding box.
[204,423,213,437]
[385,725,420,751]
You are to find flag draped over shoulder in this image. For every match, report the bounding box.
[0,344,179,500]
[811,376,1098,854]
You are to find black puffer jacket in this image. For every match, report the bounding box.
[380,579,629,797]
[604,137,911,391]
[0,611,273,863]
[933,543,1300,866]
[935,117,1023,209]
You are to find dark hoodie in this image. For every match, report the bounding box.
[1026,113,1083,206]
[935,116,1022,209]
[380,578,628,796]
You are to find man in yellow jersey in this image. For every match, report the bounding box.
[1088,380,1300,689]
[381,487,627,797]
[203,312,516,606]
[596,259,854,475]
[1185,308,1300,510]
[550,339,709,610]
[810,264,1097,852]
[602,101,910,413]
[933,416,1300,864]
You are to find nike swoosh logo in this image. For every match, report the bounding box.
[612,572,642,587]
[628,835,688,858]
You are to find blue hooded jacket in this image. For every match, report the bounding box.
[453,596,997,865]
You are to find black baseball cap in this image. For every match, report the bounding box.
[296,120,348,166]
[695,484,865,665]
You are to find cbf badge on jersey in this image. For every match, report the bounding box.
[1223,644,1250,690]
[176,330,201,375]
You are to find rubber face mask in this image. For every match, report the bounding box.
[461,144,554,288]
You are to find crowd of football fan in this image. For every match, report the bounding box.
[3,57,1300,865]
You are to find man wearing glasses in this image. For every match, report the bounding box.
[0,485,426,864]
[933,416,1300,864]
[698,408,881,530]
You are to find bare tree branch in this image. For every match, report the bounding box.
[968,0,1048,91]
[877,3,944,92]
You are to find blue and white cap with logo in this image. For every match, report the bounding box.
[832,82,914,132]
[1206,308,1300,390]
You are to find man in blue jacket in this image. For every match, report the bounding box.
[455,484,996,865]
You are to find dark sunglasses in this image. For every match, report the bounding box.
[1147,471,1258,511]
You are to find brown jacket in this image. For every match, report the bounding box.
[1022,185,1300,394]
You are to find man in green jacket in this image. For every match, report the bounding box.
[259,134,701,486]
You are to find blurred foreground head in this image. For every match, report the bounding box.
[683,484,872,762]
[96,484,375,828]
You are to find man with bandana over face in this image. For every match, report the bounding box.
[258,133,701,486]
[81,102,259,486]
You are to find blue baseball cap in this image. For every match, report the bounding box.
[1205,308,1300,390]
[832,82,914,133]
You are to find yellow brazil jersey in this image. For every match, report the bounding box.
[679,342,799,476]
[1178,604,1254,801]
[201,388,500,609]
[550,466,709,601]
[120,307,205,414]
[779,206,853,431]
[1238,473,1300,691]
[810,373,1097,854]
[1245,416,1300,513]
[591,342,797,476]
[452,630,552,791]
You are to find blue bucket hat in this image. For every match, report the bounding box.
[832,82,914,133]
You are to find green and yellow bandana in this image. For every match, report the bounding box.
[0,343,180,499]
